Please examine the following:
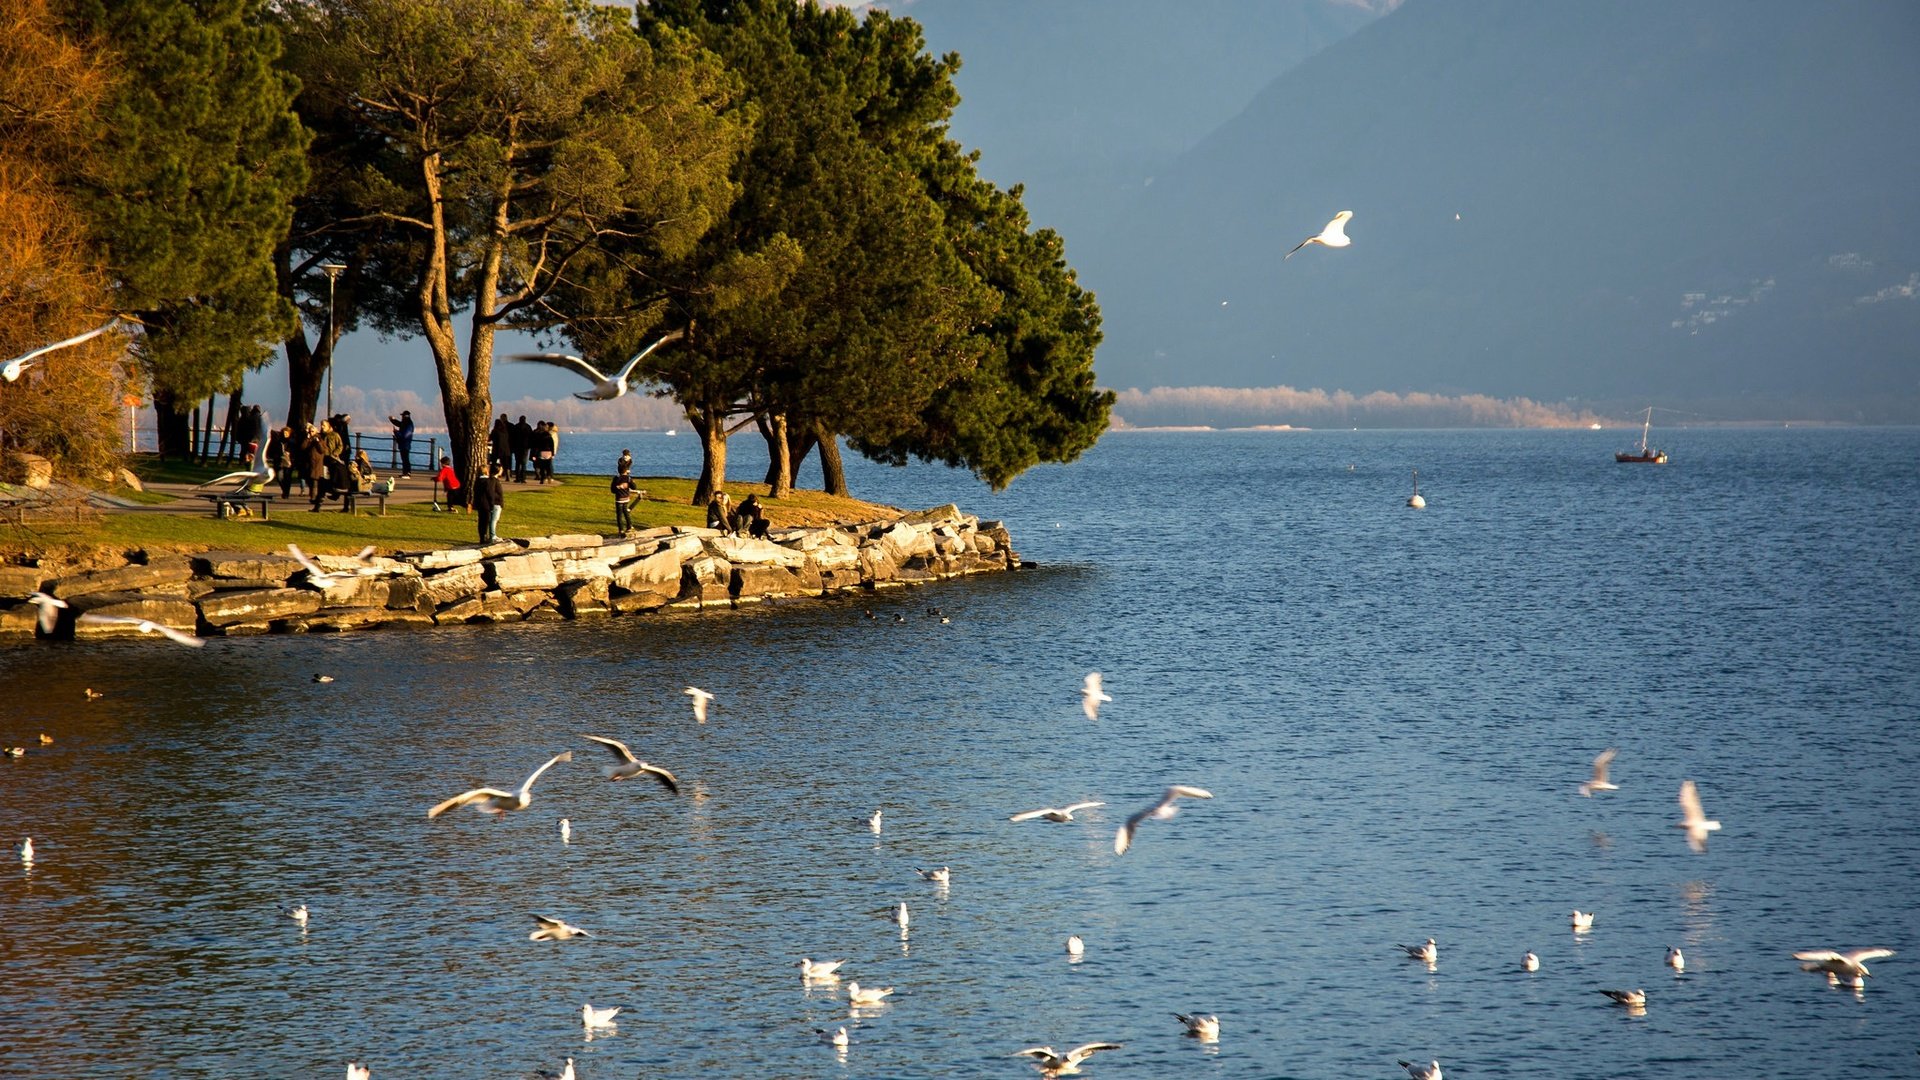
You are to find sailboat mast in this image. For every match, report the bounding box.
[1640,407,1652,454]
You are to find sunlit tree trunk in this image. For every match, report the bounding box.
[758,410,792,498]
[814,419,847,497]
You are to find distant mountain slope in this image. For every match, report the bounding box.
[904,0,1383,245]
[1083,0,1920,419]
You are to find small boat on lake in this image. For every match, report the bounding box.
[1615,407,1667,464]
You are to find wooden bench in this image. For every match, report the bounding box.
[197,491,275,519]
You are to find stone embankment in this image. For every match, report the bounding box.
[0,505,1016,639]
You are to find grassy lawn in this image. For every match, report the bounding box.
[1,456,899,557]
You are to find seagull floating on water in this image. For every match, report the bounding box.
[847,981,894,1007]
[816,1026,849,1047]
[580,734,679,792]
[1174,1013,1220,1041]
[1794,948,1895,987]
[535,1059,574,1080]
[1666,946,1685,972]
[1080,673,1111,721]
[506,330,684,401]
[1578,748,1619,796]
[345,1063,370,1080]
[19,838,34,863]
[800,958,846,980]
[1522,951,1540,972]
[1397,1060,1443,1080]
[312,674,334,683]
[1010,801,1105,823]
[427,751,572,818]
[582,1002,621,1029]
[84,688,103,700]
[915,866,951,884]
[530,914,590,941]
[1676,780,1721,852]
[1014,1043,1122,1076]
[1600,988,1647,1007]
[1066,935,1085,957]
[869,809,883,834]
[1399,938,1438,964]
[684,686,714,724]
[558,818,571,844]
[5,746,23,758]
[1284,210,1353,260]
[1571,910,1595,932]
[285,904,309,929]
[1114,785,1213,855]
[895,902,911,930]
[75,612,204,647]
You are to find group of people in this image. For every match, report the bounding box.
[704,489,770,538]
[263,414,384,512]
[487,414,561,484]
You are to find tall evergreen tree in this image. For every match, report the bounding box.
[62,0,308,454]
[279,0,748,489]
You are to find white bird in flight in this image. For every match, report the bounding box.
[581,1002,621,1029]
[1284,210,1354,260]
[580,734,679,792]
[1114,785,1213,855]
[846,981,894,1007]
[1174,1013,1220,1041]
[1794,948,1895,987]
[288,544,386,589]
[2,315,134,382]
[427,751,573,818]
[506,330,684,401]
[26,592,66,635]
[685,686,714,724]
[530,914,590,941]
[1675,780,1721,852]
[1010,801,1105,823]
[1400,938,1438,964]
[1013,1042,1122,1075]
[1578,747,1619,796]
[75,612,205,647]
[1080,673,1111,721]
[1397,1060,1443,1080]
[800,957,846,980]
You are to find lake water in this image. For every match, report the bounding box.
[4,427,1918,1079]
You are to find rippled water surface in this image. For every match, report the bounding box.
[4,428,1918,1078]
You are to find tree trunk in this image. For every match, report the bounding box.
[759,411,792,499]
[153,389,191,459]
[786,424,817,488]
[217,393,244,463]
[690,400,728,505]
[815,420,848,497]
[275,242,329,427]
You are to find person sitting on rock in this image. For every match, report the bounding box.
[705,490,734,533]
[736,494,770,539]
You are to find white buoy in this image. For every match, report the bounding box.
[1408,469,1426,509]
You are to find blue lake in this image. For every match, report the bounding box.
[4,427,1918,1078]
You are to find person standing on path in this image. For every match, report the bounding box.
[510,415,533,483]
[268,425,295,498]
[433,455,465,513]
[489,413,513,471]
[473,462,505,542]
[531,422,557,483]
[389,410,414,475]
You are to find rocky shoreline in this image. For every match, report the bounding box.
[0,504,1017,640]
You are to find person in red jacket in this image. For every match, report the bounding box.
[433,456,466,513]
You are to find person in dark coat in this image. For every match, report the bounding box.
[232,405,261,463]
[489,413,513,471]
[531,422,557,483]
[329,413,354,455]
[705,490,734,533]
[300,424,326,498]
[510,415,534,482]
[736,494,770,538]
[267,426,295,498]
[611,465,636,535]
[473,462,505,542]
[389,410,415,475]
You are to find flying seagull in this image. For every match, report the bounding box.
[1013,1043,1122,1075]
[1794,948,1895,987]
[580,734,679,792]
[1675,780,1721,852]
[530,914,590,941]
[26,591,66,635]
[75,612,204,647]
[288,544,387,589]
[1080,673,1111,721]
[1578,747,1619,796]
[1114,785,1213,855]
[685,686,714,724]
[1010,802,1105,823]
[1284,210,1354,260]
[427,751,573,818]
[506,330,684,401]
[2,315,135,382]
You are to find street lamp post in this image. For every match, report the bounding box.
[321,262,347,420]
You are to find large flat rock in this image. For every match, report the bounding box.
[51,556,196,598]
[198,588,324,627]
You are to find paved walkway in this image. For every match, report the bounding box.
[113,472,470,515]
